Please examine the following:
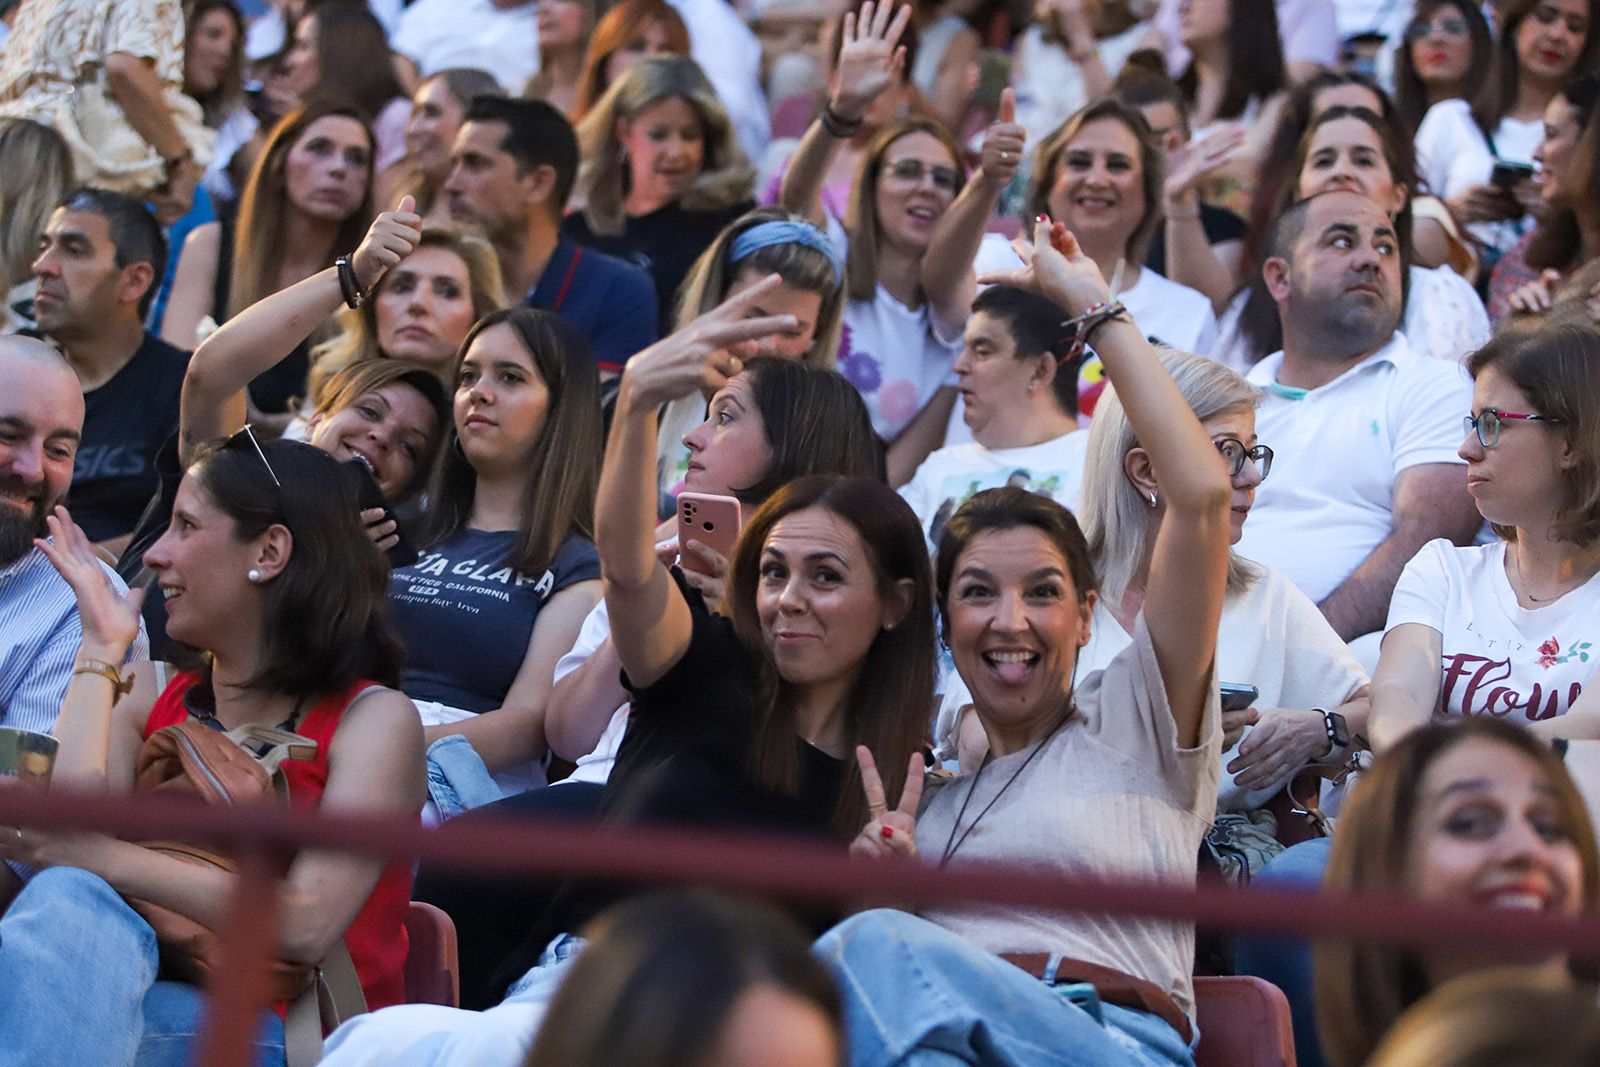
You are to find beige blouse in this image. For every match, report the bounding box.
[0,0,213,192]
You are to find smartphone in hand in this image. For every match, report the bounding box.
[676,492,741,577]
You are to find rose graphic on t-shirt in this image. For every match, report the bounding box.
[1539,637,1594,669]
[1538,637,1561,669]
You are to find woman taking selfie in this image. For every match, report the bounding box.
[0,439,424,1065]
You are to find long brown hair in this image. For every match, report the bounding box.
[844,118,966,302]
[1391,0,1494,139]
[725,476,935,837]
[1314,718,1600,1067]
[1476,0,1600,136]
[229,101,375,319]
[1527,74,1600,273]
[415,308,603,577]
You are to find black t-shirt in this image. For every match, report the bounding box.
[70,333,190,542]
[562,200,754,327]
[1144,202,1248,276]
[548,570,846,935]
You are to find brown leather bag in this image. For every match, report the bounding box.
[127,719,321,1001]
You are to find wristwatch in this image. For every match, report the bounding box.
[1317,708,1350,759]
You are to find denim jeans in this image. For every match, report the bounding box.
[1232,837,1333,1067]
[0,866,285,1067]
[425,734,507,822]
[814,910,1196,1067]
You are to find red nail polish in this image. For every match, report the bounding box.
[881,826,894,839]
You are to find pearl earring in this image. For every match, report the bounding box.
[247,568,263,583]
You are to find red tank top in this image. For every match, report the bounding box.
[144,674,412,1011]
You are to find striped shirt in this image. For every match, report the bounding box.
[0,545,149,734]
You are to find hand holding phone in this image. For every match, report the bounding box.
[676,493,741,577]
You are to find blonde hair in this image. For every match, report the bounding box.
[573,55,754,236]
[0,119,72,288]
[306,225,506,405]
[1078,347,1260,606]
[843,118,965,302]
[1368,968,1600,1067]
[230,103,375,320]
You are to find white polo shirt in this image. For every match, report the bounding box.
[1233,333,1471,604]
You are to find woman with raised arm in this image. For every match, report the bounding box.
[0,439,424,1065]
[161,101,376,419]
[781,1,1027,484]
[813,217,1234,1065]
[179,197,449,503]
[317,278,935,1064]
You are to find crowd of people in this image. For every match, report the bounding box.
[0,0,1599,1062]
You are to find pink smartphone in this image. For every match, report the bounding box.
[676,492,742,577]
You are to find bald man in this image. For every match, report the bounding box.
[0,336,148,735]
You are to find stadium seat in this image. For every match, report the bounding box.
[404,901,460,1007]
[1193,975,1297,1067]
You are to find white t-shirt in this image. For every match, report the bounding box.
[392,0,540,93]
[899,430,1090,548]
[936,563,1368,812]
[952,236,1217,441]
[550,596,629,787]
[916,617,1221,1020]
[839,289,963,441]
[1414,99,1540,255]
[1210,264,1489,372]
[1156,0,1340,76]
[1387,539,1600,723]
[1233,333,1471,604]
[1012,21,1148,149]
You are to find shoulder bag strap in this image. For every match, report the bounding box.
[282,939,368,1067]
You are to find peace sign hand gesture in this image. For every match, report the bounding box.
[620,273,800,411]
[831,1,913,122]
[34,507,145,661]
[850,745,925,861]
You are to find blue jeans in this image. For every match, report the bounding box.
[0,866,285,1067]
[1232,838,1332,1067]
[814,910,1196,1067]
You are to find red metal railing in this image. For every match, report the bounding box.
[5,782,1600,1065]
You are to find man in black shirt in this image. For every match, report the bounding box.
[31,189,189,554]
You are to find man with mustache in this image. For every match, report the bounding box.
[0,335,148,740]
[31,189,189,557]
[1234,190,1481,660]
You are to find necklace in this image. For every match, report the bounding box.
[938,709,1071,867]
[1512,548,1593,604]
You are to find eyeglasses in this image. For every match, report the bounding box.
[883,158,963,194]
[1463,409,1563,448]
[1215,438,1273,480]
[230,424,281,487]
[1405,15,1468,39]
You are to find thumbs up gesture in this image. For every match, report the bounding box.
[977,88,1027,193]
[351,195,423,292]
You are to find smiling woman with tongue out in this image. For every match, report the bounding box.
[813,217,1234,1065]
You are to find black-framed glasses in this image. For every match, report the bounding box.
[229,424,281,487]
[1463,409,1563,448]
[1405,15,1468,39]
[884,158,963,195]
[1215,438,1273,480]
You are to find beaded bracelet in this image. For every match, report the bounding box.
[1063,300,1131,349]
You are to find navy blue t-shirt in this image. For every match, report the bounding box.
[525,235,658,373]
[389,529,601,713]
[70,333,190,543]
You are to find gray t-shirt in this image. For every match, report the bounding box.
[914,617,1221,1019]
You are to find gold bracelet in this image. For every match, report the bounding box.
[72,659,134,705]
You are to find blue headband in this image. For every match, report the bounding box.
[729,220,844,288]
